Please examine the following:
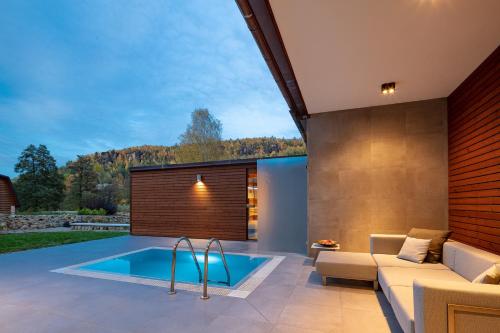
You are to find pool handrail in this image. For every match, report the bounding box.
[201,238,231,300]
[169,236,202,295]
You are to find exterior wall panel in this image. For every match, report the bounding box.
[448,46,500,254]
[257,156,307,254]
[307,99,448,253]
[0,176,17,214]
[130,163,254,240]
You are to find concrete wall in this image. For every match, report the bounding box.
[257,156,307,254]
[307,98,448,253]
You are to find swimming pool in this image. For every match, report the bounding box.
[77,248,268,287]
[52,247,284,298]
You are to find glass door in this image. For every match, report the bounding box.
[247,168,258,240]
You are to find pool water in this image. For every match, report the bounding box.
[78,248,269,288]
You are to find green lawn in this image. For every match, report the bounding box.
[0,231,127,254]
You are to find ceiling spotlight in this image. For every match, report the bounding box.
[381,82,396,95]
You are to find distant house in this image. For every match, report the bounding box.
[0,175,18,214]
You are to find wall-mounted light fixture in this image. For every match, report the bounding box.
[381,82,396,95]
[196,174,203,183]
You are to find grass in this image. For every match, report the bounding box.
[0,231,127,254]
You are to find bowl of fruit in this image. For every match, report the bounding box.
[317,239,337,247]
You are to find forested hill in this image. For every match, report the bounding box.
[83,137,306,170]
[60,137,305,206]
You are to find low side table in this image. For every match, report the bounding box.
[311,242,340,265]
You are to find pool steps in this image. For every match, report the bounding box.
[168,236,231,300]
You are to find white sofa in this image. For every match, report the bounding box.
[370,234,500,333]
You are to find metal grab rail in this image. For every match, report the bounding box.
[169,236,202,295]
[201,238,231,300]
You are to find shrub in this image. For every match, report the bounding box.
[77,208,107,215]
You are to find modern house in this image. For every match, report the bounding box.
[0,175,18,215]
[236,0,500,255]
[131,1,499,257]
[2,2,500,333]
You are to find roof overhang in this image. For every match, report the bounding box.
[237,0,500,138]
[236,0,309,141]
[129,155,307,172]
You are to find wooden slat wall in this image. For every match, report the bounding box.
[448,46,500,254]
[0,178,16,214]
[130,164,254,240]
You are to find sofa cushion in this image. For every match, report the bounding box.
[407,228,451,263]
[373,254,448,270]
[397,237,432,263]
[472,264,500,284]
[442,242,456,270]
[370,234,407,255]
[378,267,468,301]
[444,241,500,281]
[315,251,377,281]
[390,286,414,333]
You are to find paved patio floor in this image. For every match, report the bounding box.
[0,235,403,333]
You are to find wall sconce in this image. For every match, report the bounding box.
[381,82,396,95]
[196,174,203,183]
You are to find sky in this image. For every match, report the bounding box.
[0,0,300,177]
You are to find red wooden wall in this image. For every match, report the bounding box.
[0,176,17,214]
[448,46,500,254]
[130,162,255,240]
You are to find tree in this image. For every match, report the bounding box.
[14,144,64,211]
[176,108,224,163]
[67,155,98,209]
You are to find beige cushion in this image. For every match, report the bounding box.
[473,264,500,284]
[378,267,468,301]
[442,241,457,270]
[397,237,431,264]
[373,254,448,270]
[407,228,451,263]
[316,251,377,281]
[445,241,500,281]
[370,234,407,255]
[390,286,414,333]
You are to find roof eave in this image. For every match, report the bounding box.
[236,0,309,142]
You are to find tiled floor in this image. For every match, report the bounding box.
[0,235,403,333]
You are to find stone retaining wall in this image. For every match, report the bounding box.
[0,214,7,232]
[71,223,129,231]
[1,213,130,231]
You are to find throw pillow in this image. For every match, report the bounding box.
[407,228,451,263]
[472,264,500,284]
[397,236,432,264]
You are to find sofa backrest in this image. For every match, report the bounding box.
[443,241,500,281]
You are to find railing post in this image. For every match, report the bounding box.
[169,247,177,294]
[201,248,210,300]
[200,238,230,300]
[169,236,202,295]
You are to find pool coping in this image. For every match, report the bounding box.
[51,246,285,299]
